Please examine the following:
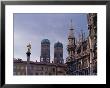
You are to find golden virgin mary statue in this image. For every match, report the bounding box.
[27,42,31,53]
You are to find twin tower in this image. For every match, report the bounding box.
[40,39,64,64]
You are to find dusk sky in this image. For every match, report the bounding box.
[14,13,88,63]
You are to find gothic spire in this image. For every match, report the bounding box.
[81,29,84,42]
[68,19,75,46]
[70,19,73,29]
[68,19,75,39]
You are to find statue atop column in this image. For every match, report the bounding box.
[27,42,31,53]
[26,42,31,60]
[26,42,31,75]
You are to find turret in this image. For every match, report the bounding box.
[67,20,76,62]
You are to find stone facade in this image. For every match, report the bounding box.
[13,59,66,75]
[14,39,66,75]
[66,13,97,75]
[87,13,97,75]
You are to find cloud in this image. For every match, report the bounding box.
[14,13,88,63]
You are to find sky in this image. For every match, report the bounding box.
[14,13,88,63]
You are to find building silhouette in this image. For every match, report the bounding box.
[67,20,76,62]
[13,13,97,75]
[54,41,64,64]
[13,39,66,75]
[40,39,50,63]
[13,59,66,75]
[87,13,97,75]
[66,13,97,75]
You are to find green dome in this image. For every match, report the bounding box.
[54,41,63,48]
[41,39,50,44]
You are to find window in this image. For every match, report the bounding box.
[30,72,33,75]
[77,47,81,54]
[40,72,43,75]
[45,72,47,75]
[41,67,43,70]
[31,66,34,70]
[45,67,48,71]
[49,73,52,75]
[84,69,88,75]
[21,66,24,70]
[13,65,16,69]
[35,73,38,75]
[17,65,21,69]
[17,72,21,75]
[34,67,36,70]
[60,54,62,57]
[21,72,25,75]
[53,68,55,72]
